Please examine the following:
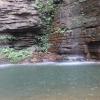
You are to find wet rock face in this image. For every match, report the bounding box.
[60,0,100,29]
[0,0,41,33]
[49,0,100,60]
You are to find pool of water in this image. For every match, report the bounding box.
[0,62,100,100]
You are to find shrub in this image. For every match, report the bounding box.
[0,47,32,63]
[36,0,57,52]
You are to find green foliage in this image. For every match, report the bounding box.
[38,34,51,52]
[0,35,15,40]
[0,35,14,40]
[54,27,68,34]
[37,0,55,30]
[37,0,54,16]
[36,0,57,52]
[0,48,32,63]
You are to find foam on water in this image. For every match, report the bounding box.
[0,62,100,68]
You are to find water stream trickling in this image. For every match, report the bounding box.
[62,55,86,62]
[54,3,87,61]
[51,0,100,61]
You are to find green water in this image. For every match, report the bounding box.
[0,63,100,100]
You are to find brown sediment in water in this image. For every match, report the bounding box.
[0,95,100,100]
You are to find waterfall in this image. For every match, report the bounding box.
[49,0,100,61]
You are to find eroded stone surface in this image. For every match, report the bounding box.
[0,0,41,33]
[20,52,63,64]
[49,0,100,60]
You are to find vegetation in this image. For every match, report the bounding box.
[0,35,15,40]
[0,35,15,44]
[0,0,58,63]
[37,0,57,52]
[53,27,68,34]
[0,47,32,63]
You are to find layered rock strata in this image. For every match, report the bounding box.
[49,0,100,60]
[0,0,41,32]
[0,0,41,49]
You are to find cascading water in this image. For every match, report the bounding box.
[57,8,86,61]
[0,1,99,100]
[49,0,100,61]
[62,55,86,62]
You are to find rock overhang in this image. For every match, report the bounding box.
[0,0,41,33]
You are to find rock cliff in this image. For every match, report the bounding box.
[0,0,41,49]
[0,0,41,33]
[49,0,100,60]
